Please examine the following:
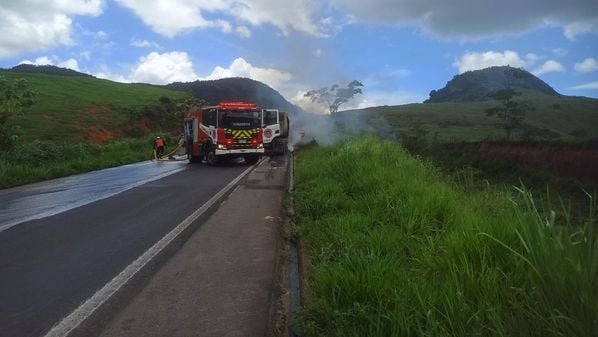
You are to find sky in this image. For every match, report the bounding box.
[0,0,597,113]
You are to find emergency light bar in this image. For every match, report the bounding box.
[218,102,258,109]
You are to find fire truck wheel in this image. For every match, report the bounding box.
[188,154,202,163]
[206,149,218,165]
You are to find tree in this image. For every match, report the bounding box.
[0,76,35,147]
[485,88,528,140]
[305,80,363,114]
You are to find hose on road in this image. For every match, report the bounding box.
[153,143,186,162]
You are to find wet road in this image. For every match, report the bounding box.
[0,160,187,232]
[0,160,249,337]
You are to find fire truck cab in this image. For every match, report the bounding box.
[184,102,264,165]
[262,109,289,155]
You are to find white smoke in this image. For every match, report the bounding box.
[287,107,397,151]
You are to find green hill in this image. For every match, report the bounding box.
[1,70,188,143]
[341,92,598,142]
[426,66,559,103]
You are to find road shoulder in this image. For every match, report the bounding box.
[96,156,288,337]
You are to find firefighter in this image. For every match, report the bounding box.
[177,134,186,155]
[154,136,166,158]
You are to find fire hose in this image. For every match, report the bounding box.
[153,143,186,161]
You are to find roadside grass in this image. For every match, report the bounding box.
[0,137,170,189]
[294,137,597,337]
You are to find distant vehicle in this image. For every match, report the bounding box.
[184,102,264,165]
[262,108,290,155]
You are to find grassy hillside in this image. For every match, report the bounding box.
[341,92,598,142]
[295,138,597,337]
[1,71,188,143]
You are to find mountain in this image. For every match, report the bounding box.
[164,77,304,115]
[5,64,94,78]
[425,66,559,103]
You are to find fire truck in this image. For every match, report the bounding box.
[184,102,264,165]
[262,109,290,155]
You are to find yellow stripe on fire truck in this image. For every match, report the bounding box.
[225,129,258,138]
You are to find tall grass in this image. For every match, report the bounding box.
[294,137,597,337]
[0,137,162,189]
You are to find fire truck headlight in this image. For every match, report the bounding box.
[217,144,227,150]
[257,143,263,149]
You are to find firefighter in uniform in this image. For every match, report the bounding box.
[154,136,166,158]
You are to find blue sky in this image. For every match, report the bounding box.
[1,0,597,113]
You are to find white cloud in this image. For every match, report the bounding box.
[569,81,598,90]
[312,49,324,57]
[114,0,223,37]
[532,60,565,76]
[131,39,161,49]
[20,56,80,71]
[563,20,598,40]
[58,58,80,71]
[574,58,598,73]
[330,0,598,39]
[453,50,527,73]
[114,0,330,38]
[95,52,291,90]
[129,51,199,84]
[0,0,104,58]
[204,57,292,89]
[453,50,566,76]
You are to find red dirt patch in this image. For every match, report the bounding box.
[87,126,119,144]
[479,142,598,183]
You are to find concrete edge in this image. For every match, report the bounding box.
[265,154,292,337]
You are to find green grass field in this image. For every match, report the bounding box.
[341,92,598,142]
[294,138,597,337]
[0,72,187,143]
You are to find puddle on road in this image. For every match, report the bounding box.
[0,160,188,232]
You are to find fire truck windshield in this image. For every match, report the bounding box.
[219,110,261,129]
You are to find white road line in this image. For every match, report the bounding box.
[43,162,260,337]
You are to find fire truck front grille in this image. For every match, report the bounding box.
[232,140,254,149]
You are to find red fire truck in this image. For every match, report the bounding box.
[184,102,264,165]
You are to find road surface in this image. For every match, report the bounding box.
[0,160,248,337]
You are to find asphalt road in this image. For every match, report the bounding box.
[0,160,188,232]
[0,161,248,337]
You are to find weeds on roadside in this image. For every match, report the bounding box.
[0,137,159,189]
[294,137,597,337]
